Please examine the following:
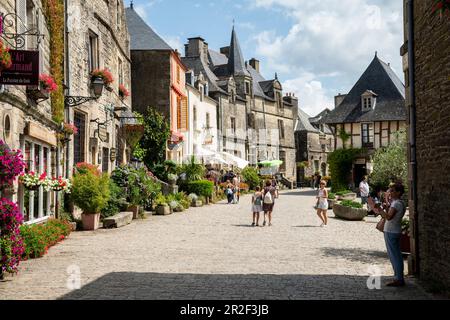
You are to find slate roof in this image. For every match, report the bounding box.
[323,55,406,124]
[182,56,225,93]
[125,7,173,51]
[228,27,250,77]
[295,109,320,133]
[208,49,228,66]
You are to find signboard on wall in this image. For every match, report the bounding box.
[0,50,39,86]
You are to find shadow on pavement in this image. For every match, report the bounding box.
[321,247,388,264]
[281,190,319,197]
[58,272,431,300]
[293,225,322,228]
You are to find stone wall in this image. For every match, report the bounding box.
[404,0,450,292]
[67,0,132,174]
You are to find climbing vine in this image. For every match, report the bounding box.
[41,0,65,124]
[327,148,362,192]
[338,128,351,149]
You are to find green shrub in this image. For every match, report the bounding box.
[328,148,362,192]
[168,192,191,209]
[154,193,168,206]
[336,190,353,196]
[181,180,214,197]
[20,219,71,259]
[71,171,110,213]
[340,200,363,209]
[241,167,261,190]
[328,193,336,200]
[101,181,128,219]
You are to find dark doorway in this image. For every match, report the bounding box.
[354,164,367,188]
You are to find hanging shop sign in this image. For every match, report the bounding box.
[0,50,39,86]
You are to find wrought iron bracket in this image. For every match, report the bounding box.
[0,12,45,50]
[64,96,98,108]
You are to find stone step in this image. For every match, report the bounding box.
[103,212,133,229]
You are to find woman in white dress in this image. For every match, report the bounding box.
[316,180,329,227]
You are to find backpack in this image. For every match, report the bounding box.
[254,194,262,206]
[264,190,273,204]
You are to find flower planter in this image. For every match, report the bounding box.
[173,207,184,213]
[401,233,411,253]
[328,199,335,210]
[336,193,357,201]
[155,205,171,216]
[333,203,367,221]
[128,205,141,219]
[191,200,203,207]
[26,86,50,102]
[81,212,101,230]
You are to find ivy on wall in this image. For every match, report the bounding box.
[327,148,362,192]
[41,0,65,124]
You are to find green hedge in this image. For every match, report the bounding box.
[328,148,362,192]
[340,200,363,209]
[20,219,72,259]
[181,180,214,197]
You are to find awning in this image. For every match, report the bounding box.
[220,152,249,169]
[259,160,284,167]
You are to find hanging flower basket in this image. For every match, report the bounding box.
[91,68,114,86]
[49,177,71,193]
[0,40,12,74]
[19,172,48,191]
[119,84,130,99]
[123,124,144,150]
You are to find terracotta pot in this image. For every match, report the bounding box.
[401,233,411,253]
[81,212,100,231]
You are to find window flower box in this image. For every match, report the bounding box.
[119,84,130,99]
[91,68,114,86]
[0,40,12,74]
[27,74,58,103]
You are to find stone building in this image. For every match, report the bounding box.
[184,71,218,162]
[0,0,58,223]
[323,54,407,186]
[295,108,334,186]
[182,28,297,184]
[126,5,187,163]
[402,0,450,292]
[66,0,132,174]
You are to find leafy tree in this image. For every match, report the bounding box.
[241,166,261,190]
[134,107,171,169]
[370,130,407,189]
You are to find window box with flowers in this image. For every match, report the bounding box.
[0,40,13,74]
[27,74,58,103]
[91,68,114,88]
[118,84,130,99]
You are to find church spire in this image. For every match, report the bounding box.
[228,27,250,77]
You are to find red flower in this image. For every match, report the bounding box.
[39,74,58,93]
[91,68,114,86]
[119,84,130,98]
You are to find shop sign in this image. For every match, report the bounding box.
[0,50,39,86]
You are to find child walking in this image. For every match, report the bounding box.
[251,187,263,227]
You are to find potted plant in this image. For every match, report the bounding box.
[71,170,110,230]
[19,172,47,191]
[0,40,12,74]
[91,68,114,86]
[154,194,170,215]
[327,192,336,210]
[335,190,357,201]
[118,84,130,99]
[167,173,178,186]
[401,218,411,253]
[50,176,72,193]
[27,74,58,102]
[188,193,202,207]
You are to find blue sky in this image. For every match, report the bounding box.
[130,0,404,116]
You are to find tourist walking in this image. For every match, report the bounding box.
[251,187,263,227]
[374,183,407,287]
[315,173,322,190]
[359,176,370,207]
[225,180,234,204]
[262,180,276,226]
[233,173,241,204]
[316,180,329,227]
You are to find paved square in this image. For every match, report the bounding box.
[0,190,438,300]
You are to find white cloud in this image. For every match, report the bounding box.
[164,35,184,52]
[250,0,404,111]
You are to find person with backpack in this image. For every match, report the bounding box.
[251,186,263,227]
[225,180,234,204]
[262,180,276,226]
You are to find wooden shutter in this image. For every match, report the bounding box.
[181,96,188,130]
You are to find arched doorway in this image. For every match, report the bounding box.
[321,162,327,177]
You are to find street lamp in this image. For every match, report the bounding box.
[64,78,105,108]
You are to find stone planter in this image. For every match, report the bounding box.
[173,207,184,213]
[333,203,367,221]
[128,205,141,219]
[156,205,171,216]
[336,193,357,201]
[328,199,336,210]
[81,212,101,230]
[191,200,203,207]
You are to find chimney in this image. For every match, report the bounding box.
[334,93,347,108]
[186,37,208,61]
[220,46,230,58]
[249,58,260,72]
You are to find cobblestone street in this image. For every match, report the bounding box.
[0,190,438,300]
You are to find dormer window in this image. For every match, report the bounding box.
[245,81,251,95]
[361,90,377,112]
[186,71,194,86]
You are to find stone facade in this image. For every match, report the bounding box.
[0,0,59,223]
[402,0,450,293]
[66,0,132,175]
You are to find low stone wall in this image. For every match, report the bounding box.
[333,203,367,221]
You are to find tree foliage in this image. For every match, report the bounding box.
[135,107,171,169]
[328,148,361,192]
[241,166,261,190]
[370,130,407,188]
